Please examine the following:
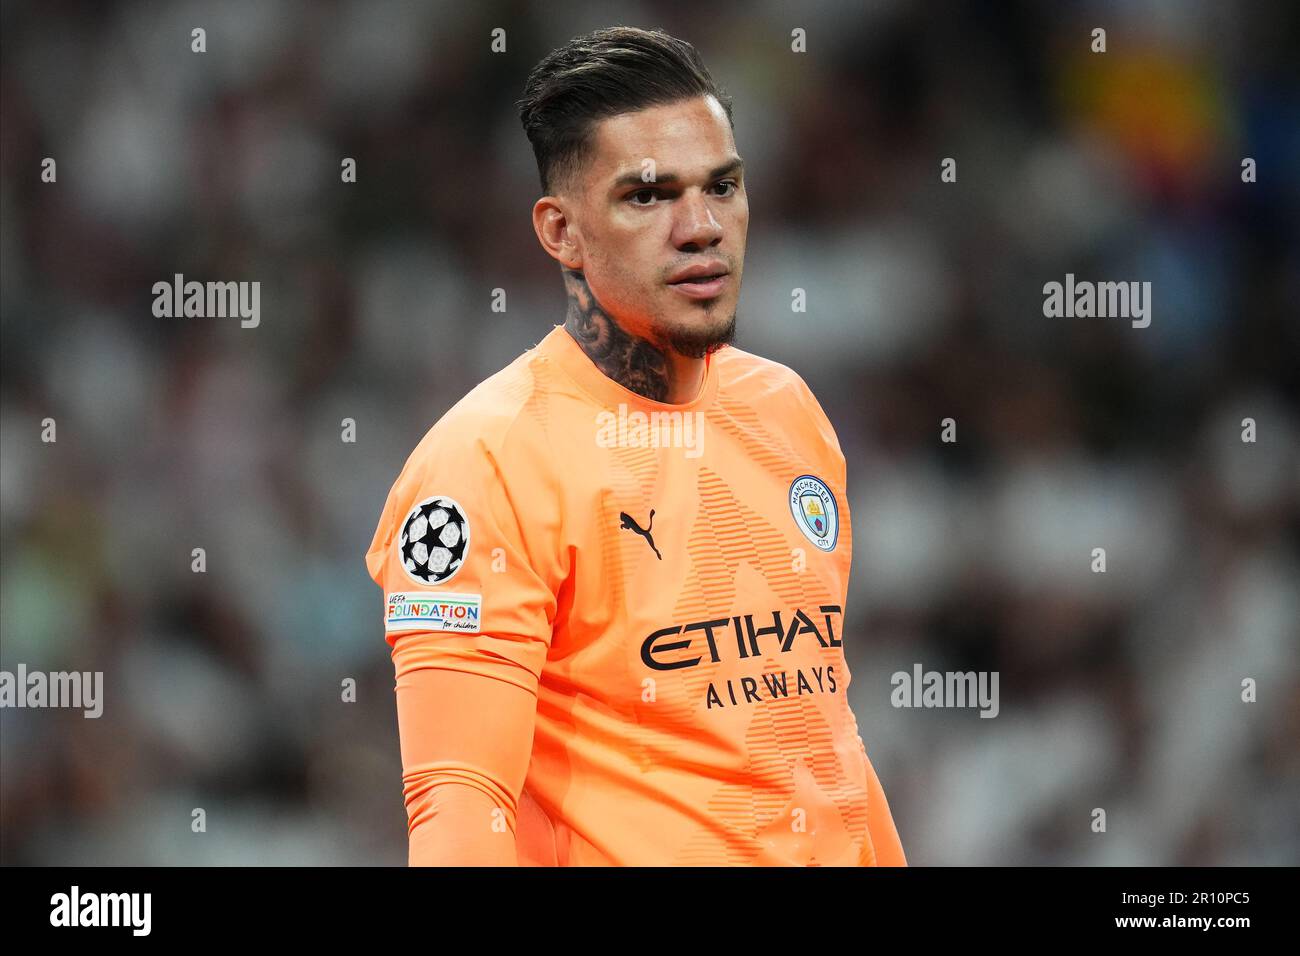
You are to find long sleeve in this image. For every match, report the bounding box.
[365,406,562,866]
[392,633,540,866]
[859,747,907,866]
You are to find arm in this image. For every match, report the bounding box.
[366,422,560,867]
[791,372,907,866]
[860,748,907,866]
[392,637,539,866]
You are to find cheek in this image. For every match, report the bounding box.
[589,241,657,301]
[733,204,750,236]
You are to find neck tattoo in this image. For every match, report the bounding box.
[562,269,672,403]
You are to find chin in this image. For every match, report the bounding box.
[660,310,737,359]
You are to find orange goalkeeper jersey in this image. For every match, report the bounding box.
[365,323,906,866]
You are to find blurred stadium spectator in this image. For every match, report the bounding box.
[1,0,1296,864]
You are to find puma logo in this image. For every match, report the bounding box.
[619,509,662,560]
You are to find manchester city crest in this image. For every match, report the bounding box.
[789,474,838,551]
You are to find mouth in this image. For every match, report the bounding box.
[668,264,730,299]
[669,274,728,299]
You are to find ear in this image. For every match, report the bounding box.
[531,196,583,270]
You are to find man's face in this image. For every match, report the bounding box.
[564,94,747,357]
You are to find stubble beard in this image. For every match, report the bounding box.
[656,306,738,359]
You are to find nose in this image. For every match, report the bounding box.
[673,188,723,250]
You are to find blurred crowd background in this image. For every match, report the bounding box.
[2,0,1297,865]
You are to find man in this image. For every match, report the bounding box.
[365,26,906,866]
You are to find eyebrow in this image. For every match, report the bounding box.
[610,158,745,192]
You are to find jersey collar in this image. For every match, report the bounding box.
[540,323,721,413]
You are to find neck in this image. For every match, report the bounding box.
[562,269,705,404]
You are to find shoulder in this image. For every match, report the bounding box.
[712,344,841,453]
[407,342,554,476]
[712,343,828,413]
[368,343,558,560]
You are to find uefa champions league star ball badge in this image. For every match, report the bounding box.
[789,475,838,551]
[397,495,470,585]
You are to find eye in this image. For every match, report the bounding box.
[712,180,738,197]
[628,188,659,206]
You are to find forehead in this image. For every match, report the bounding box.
[586,95,736,181]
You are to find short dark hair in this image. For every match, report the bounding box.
[516,26,734,196]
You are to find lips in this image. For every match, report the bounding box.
[667,261,729,285]
[668,274,728,299]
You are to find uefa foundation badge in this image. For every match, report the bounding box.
[789,474,838,551]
